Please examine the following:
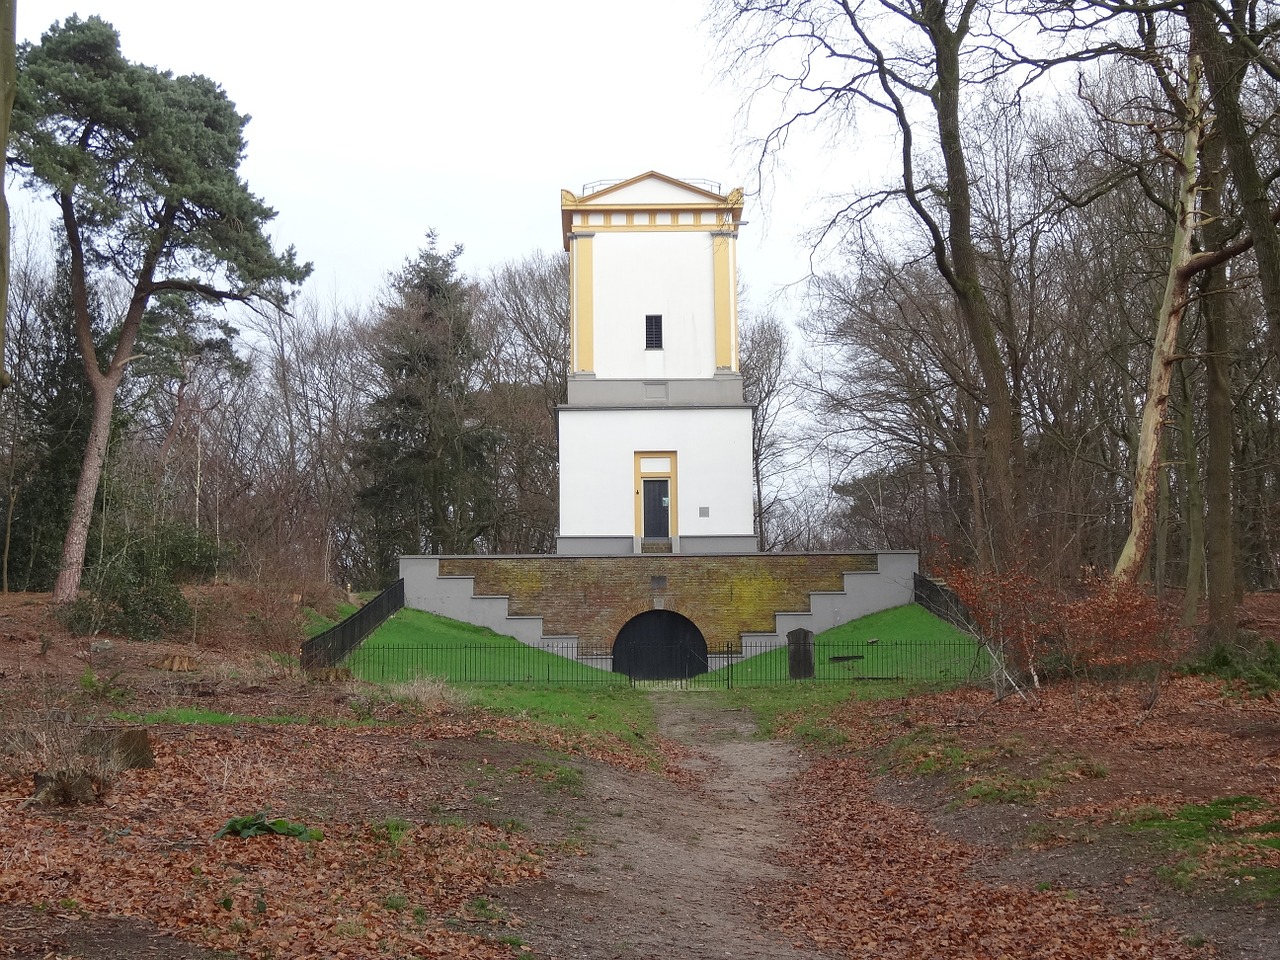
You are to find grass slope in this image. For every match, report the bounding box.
[351,603,983,688]
[349,608,626,685]
[702,604,988,686]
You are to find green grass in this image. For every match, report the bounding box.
[114,707,312,726]
[719,681,915,745]
[302,602,361,638]
[349,608,627,685]
[1187,640,1280,693]
[721,684,856,740]
[1125,796,1280,902]
[702,604,990,686]
[468,685,657,749]
[514,760,586,796]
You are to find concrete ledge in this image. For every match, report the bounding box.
[565,374,747,407]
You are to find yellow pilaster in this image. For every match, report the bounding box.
[571,233,594,373]
[712,232,736,371]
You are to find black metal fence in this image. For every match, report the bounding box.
[301,579,405,670]
[339,632,992,688]
[913,572,977,633]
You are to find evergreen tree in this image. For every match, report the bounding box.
[355,235,497,585]
[9,16,309,601]
[2,251,98,590]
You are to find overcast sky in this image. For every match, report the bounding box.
[17,1,842,316]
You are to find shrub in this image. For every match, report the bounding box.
[932,552,1186,688]
[1,707,127,806]
[1187,638,1280,692]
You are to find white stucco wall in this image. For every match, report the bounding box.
[591,231,716,380]
[558,406,754,538]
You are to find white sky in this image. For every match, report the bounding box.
[17,0,841,317]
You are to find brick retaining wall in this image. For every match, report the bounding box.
[437,553,877,655]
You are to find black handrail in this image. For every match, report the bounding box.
[300,579,405,670]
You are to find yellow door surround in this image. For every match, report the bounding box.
[634,451,678,538]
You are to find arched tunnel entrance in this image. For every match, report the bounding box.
[612,610,708,680]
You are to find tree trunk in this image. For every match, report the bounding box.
[1155,434,1169,595]
[51,372,119,602]
[1114,54,1203,581]
[1199,135,1239,645]
[929,17,1021,571]
[1186,1,1280,352]
[50,193,164,603]
[1179,360,1205,624]
[0,0,15,392]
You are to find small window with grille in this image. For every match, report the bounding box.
[645,314,663,350]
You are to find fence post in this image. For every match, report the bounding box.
[787,628,815,680]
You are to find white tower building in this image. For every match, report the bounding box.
[556,172,757,555]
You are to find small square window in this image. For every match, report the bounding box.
[645,314,663,350]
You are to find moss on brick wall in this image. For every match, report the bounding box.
[438,554,876,654]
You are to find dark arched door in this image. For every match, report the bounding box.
[613,610,708,680]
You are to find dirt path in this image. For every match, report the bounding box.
[505,691,839,960]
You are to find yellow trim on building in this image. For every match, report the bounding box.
[712,232,736,371]
[571,234,594,373]
[633,451,679,538]
[565,221,733,236]
[561,176,744,250]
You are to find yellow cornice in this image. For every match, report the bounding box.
[561,174,745,250]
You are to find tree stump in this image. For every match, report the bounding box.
[27,769,99,807]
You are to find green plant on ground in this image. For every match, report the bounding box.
[464,897,505,923]
[888,725,986,773]
[382,895,407,911]
[964,772,1048,805]
[78,667,132,706]
[516,760,585,796]
[301,607,335,638]
[213,813,322,842]
[882,725,1107,806]
[115,707,312,726]
[373,816,412,846]
[1126,796,1280,902]
[334,919,366,938]
[721,685,854,740]
[1048,756,1108,781]
[266,651,302,674]
[1187,640,1280,693]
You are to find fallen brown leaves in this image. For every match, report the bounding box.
[855,675,1280,816]
[764,674,1280,958]
[0,706,670,960]
[772,753,1206,959]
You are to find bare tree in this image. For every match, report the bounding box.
[740,308,800,550]
[716,0,1025,568]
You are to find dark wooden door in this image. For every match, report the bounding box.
[613,609,708,680]
[642,479,669,538]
